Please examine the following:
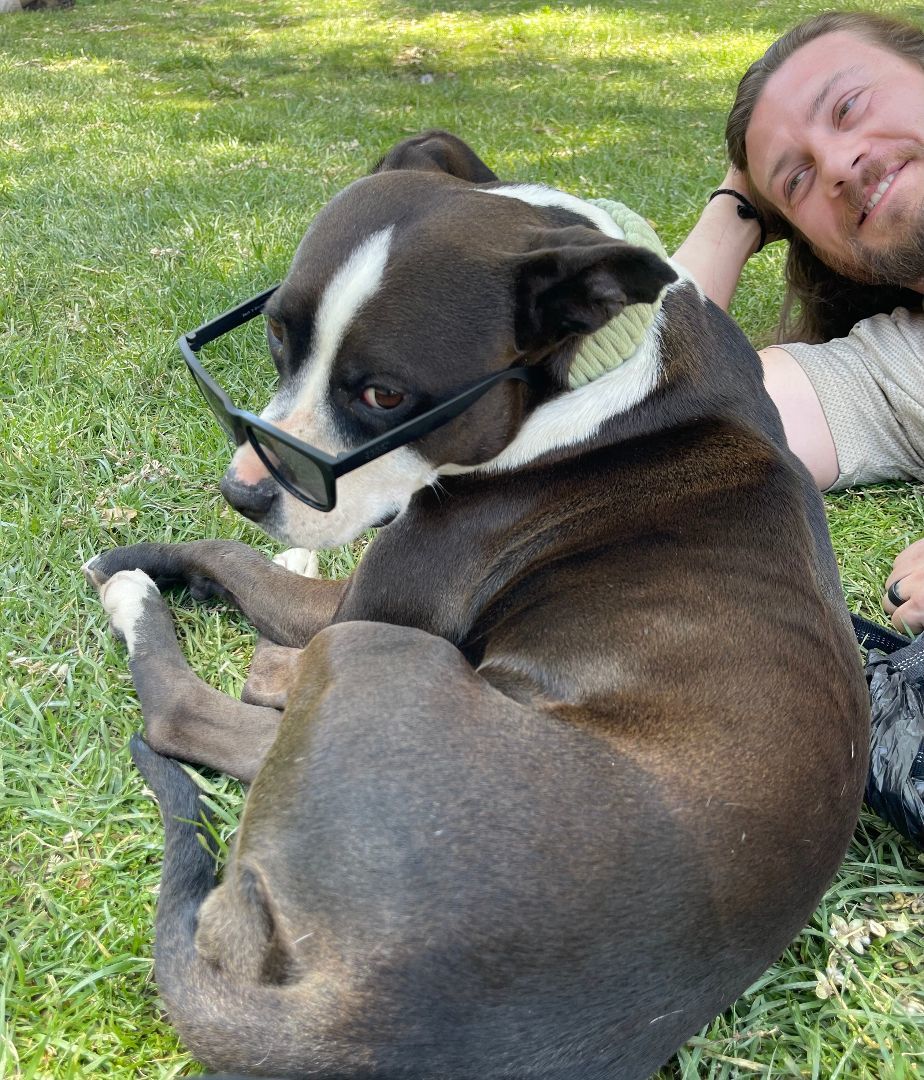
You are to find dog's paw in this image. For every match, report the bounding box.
[273,547,320,578]
[98,569,159,655]
[82,553,112,591]
[129,734,213,830]
[83,543,168,592]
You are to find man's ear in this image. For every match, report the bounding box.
[514,226,677,353]
[371,129,498,183]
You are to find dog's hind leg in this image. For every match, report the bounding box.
[98,569,282,782]
[84,540,345,647]
[241,636,304,709]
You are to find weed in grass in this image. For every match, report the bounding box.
[3,0,924,1076]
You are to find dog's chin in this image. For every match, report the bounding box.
[257,500,399,550]
[256,448,438,550]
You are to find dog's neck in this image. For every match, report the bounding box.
[480,188,669,389]
[569,200,668,389]
[440,191,690,480]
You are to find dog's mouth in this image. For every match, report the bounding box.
[237,442,440,552]
[369,508,399,529]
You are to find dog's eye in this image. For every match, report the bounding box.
[266,317,285,345]
[361,386,404,410]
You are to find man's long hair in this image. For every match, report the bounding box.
[726,11,924,344]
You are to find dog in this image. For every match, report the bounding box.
[85,130,869,1079]
[0,0,75,12]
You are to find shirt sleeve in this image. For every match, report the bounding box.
[782,306,924,491]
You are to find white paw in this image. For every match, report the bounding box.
[82,554,107,589]
[273,547,320,578]
[99,569,158,655]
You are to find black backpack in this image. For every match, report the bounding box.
[853,614,924,848]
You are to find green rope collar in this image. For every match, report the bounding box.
[568,199,669,390]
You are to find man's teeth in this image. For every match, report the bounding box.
[864,172,897,215]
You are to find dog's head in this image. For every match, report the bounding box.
[220,131,676,548]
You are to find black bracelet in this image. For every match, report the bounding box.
[709,188,767,253]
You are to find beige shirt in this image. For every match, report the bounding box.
[784,305,924,491]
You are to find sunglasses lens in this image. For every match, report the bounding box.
[191,367,239,443]
[250,428,331,509]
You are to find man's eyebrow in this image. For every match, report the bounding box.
[807,66,861,123]
[765,66,863,194]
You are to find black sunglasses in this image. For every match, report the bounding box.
[178,287,541,512]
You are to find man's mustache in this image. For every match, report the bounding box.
[845,144,924,219]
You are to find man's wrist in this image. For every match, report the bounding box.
[672,185,765,309]
[708,189,766,252]
[697,192,763,258]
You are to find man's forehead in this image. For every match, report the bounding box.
[760,30,887,100]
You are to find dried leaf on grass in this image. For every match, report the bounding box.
[98,506,138,528]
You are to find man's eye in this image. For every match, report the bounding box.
[361,386,404,410]
[786,167,809,199]
[267,317,285,344]
[837,95,857,123]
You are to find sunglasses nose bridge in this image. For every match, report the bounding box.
[229,435,273,485]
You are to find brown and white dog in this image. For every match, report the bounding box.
[86,131,868,1079]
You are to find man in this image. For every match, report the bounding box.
[675,11,924,634]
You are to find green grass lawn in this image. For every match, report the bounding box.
[3,0,924,1075]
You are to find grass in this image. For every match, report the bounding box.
[2,0,924,1075]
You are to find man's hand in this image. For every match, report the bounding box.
[884,538,924,634]
[671,166,782,312]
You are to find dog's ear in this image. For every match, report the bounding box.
[371,129,498,183]
[514,225,677,353]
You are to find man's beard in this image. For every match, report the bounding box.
[817,147,924,287]
[827,214,924,285]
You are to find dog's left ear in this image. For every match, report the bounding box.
[514,225,677,352]
[372,129,498,183]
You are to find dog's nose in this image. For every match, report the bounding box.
[220,472,278,521]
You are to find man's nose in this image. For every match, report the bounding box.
[816,131,869,193]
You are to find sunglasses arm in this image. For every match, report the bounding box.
[185,285,280,351]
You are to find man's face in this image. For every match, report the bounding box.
[746,31,924,289]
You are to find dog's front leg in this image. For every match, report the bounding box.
[97,569,282,782]
[84,540,345,647]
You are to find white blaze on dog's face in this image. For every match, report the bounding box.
[226,225,438,550]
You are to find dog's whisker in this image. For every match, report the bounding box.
[648,1009,685,1026]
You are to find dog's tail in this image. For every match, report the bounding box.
[129,736,318,1076]
[130,734,217,954]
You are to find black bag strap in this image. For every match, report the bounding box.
[851,613,911,655]
[852,612,924,683]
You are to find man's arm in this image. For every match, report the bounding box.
[672,168,763,310]
[760,346,840,489]
[673,169,840,484]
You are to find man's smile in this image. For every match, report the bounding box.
[858,161,907,226]
[860,169,898,223]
